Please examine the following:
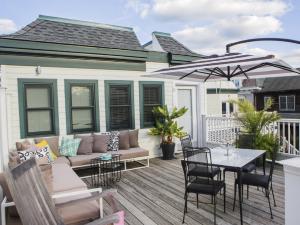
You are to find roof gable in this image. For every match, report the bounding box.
[1,15,143,51]
[260,76,300,92]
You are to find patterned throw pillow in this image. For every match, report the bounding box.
[60,137,81,157]
[108,131,120,151]
[17,148,36,162]
[36,140,57,162]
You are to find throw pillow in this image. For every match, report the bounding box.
[60,137,81,157]
[17,146,37,162]
[16,140,32,151]
[119,130,130,150]
[74,134,94,155]
[129,129,139,148]
[36,140,57,161]
[93,134,110,153]
[108,131,120,151]
[35,136,60,156]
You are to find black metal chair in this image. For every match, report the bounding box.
[233,148,277,219]
[223,133,257,182]
[180,135,221,179]
[181,148,226,225]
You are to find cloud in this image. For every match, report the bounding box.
[0,19,17,34]
[173,16,282,55]
[150,0,289,21]
[126,0,151,18]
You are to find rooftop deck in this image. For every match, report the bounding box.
[104,157,284,225]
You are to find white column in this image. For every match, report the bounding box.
[279,158,300,225]
[0,86,9,172]
[197,82,206,146]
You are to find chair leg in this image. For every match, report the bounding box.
[213,195,217,225]
[266,189,273,219]
[223,185,226,213]
[247,185,249,199]
[183,191,188,224]
[271,183,276,207]
[233,182,237,211]
[197,193,199,208]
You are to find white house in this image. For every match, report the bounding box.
[0,15,210,169]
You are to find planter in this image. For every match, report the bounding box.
[161,142,175,160]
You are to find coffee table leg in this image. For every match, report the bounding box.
[237,168,243,225]
[263,152,266,175]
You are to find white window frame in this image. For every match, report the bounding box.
[279,95,295,111]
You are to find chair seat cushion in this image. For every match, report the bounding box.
[53,156,71,165]
[237,173,269,188]
[187,178,225,195]
[68,153,103,167]
[116,148,149,160]
[188,165,220,177]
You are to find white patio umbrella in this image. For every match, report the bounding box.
[147,53,300,82]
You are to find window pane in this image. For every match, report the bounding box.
[287,96,295,110]
[144,86,160,105]
[26,87,50,108]
[279,96,286,110]
[71,86,92,107]
[72,109,93,130]
[110,106,131,130]
[27,110,52,133]
[144,105,157,126]
[222,102,226,114]
[229,103,234,113]
[110,86,129,105]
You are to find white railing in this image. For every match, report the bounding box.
[205,116,300,156]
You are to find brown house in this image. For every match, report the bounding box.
[254,76,300,119]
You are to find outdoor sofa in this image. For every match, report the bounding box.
[0,129,149,225]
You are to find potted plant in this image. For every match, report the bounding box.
[148,105,188,160]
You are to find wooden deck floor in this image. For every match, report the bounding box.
[103,157,285,225]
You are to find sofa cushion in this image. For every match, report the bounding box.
[68,153,103,167]
[51,164,87,194]
[16,140,32,151]
[119,130,130,150]
[117,148,149,160]
[129,129,139,148]
[74,134,93,155]
[35,136,60,156]
[93,134,109,153]
[53,156,71,166]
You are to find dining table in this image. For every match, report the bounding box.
[187,147,266,225]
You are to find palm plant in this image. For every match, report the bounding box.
[148,105,188,144]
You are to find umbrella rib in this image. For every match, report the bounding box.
[231,65,249,79]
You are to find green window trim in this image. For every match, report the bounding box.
[18,78,59,138]
[139,81,164,128]
[64,80,100,134]
[105,80,135,131]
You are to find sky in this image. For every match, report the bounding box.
[1,0,300,67]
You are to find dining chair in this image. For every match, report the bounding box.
[180,135,221,179]
[181,148,226,225]
[233,147,277,219]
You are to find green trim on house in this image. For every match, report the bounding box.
[139,81,165,128]
[64,80,100,134]
[104,80,135,131]
[170,54,201,64]
[18,78,59,138]
[207,88,239,94]
[0,55,146,71]
[147,51,169,63]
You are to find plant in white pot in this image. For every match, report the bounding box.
[148,105,188,160]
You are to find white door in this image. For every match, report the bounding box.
[176,86,198,142]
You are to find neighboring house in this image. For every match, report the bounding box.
[0,15,206,165]
[236,79,263,104]
[205,81,239,116]
[254,76,300,118]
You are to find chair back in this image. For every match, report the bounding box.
[268,147,278,183]
[5,158,64,225]
[180,135,193,159]
[236,132,255,149]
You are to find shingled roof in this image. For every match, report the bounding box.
[1,15,144,51]
[258,76,300,92]
[144,32,201,57]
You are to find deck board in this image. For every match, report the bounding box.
[104,157,285,225]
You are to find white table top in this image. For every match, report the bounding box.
[188,147,266,169]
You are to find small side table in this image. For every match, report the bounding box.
[90,154,122,187]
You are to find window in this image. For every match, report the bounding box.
[18,79,59,138]
[279,95,295,111]
[229,102,234,114]
[140,82,164,128]
[65,80,99,134]
[264,96,272,108]
[222,102,226,115]
[105,81,134,130]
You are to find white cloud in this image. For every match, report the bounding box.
[279,49,300,68]
[173,16,282,55]
[126,0,151,18]
[151,0,289,21]
[0,19,17,34]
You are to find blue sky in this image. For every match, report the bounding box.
[1,0,300,66]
